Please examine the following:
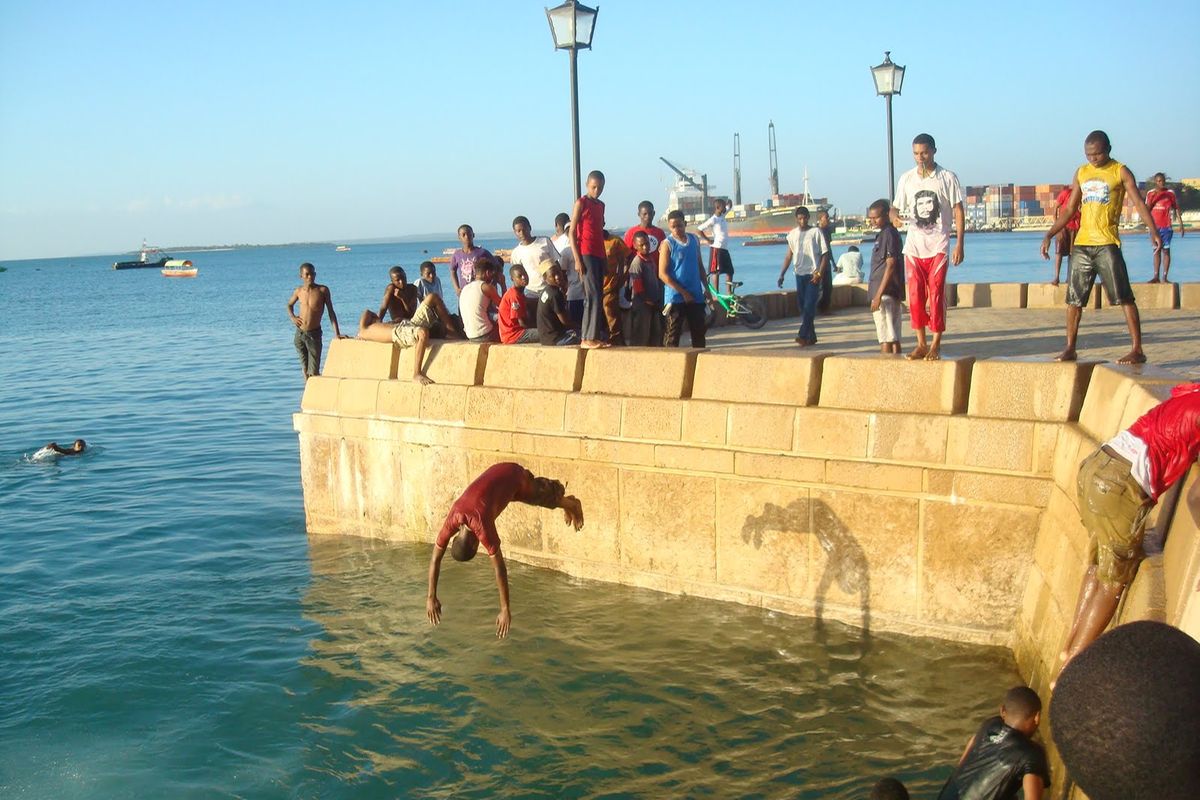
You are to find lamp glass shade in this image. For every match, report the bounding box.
[871,59,905,96]
[546,1,598,49]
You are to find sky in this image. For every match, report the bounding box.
[1,0,1198,261]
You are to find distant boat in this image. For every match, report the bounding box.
[114,239,170,270]
[335,245,351,252]
[161,259,198,278]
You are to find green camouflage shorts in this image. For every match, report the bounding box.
[1076,448,1152,587]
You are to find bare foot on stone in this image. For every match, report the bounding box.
[413,374,434,385]
[1055,348,1078,362]
[924,347,941,361]
[906,345,929,361]
[1118,349,1147,365]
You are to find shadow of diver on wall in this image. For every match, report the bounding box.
[740,499,871,637]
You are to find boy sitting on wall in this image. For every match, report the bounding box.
[499,265,540,344]
[356,293,460,384]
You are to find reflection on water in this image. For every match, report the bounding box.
[297,537,1021,799]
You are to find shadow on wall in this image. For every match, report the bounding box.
[740,499,870,635]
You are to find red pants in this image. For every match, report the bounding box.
[905,253,948,333]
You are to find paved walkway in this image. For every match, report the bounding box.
[705,305,1200,380]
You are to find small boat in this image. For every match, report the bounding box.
[114,240,170,270]
[161,259,198,278]
[335,245,351,252]
[742,235,787,247]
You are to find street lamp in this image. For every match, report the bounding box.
[545,0,599,200]
[870,51,906,199]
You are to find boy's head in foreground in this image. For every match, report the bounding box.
[586,170,605,198]
[632,231,650,257]
[510,264,529,289]
[999,685,1041,736]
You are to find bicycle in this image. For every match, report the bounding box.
[704,280,768,330]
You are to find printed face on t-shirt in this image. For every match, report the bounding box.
[914,190,940,228]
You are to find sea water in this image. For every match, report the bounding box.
[2,231,1187,797]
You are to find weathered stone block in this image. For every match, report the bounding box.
[869,413,950,464]
[482,345,585,392]
[1180,283,1200,310]
[300,376,341,413]
[954,283,1027,308]
[337,378,380,417]
[464,386,514,429]
[826,461,923,493]
[1118,382,1176,430]
[1102,281,1176,310]
[322,338,399,379]
[398,341,488,386]
[1026,283,1070,309]
[795,408,872,458]
[1163,468,1200,624]
[1121,555,1167,622]
[715,479,812,598]
[920,501,1041,628]
[511,389,568,433]
[619,470,717,583]
[655,444,734,473]
[564,393,623,437]
[540,460,621,565]
[819,354,974,414]
[967,358,1096,422]
[1078,363,1183,441]
[580,439,655,466]
[755,291,795,319]
[419,383,469,422]
[692,349,824,406]
[829,284,870,309]
[734,452,825,483]
[511,432,580,460]
[812,489,921,619]
[456,428,513,453]
[927,471,1051,507]
[621,397,684,441]
[580,347,698,399]
[682,400,729,445]
[378,380,424,419]
[1034,423,1060,474]
[946,417,1036,472]
[728,403,796,450]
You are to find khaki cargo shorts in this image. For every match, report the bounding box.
[390,301,437,349]
[1076,448,1152,587]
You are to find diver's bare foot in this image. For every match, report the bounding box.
[1118,349,1147,365]
[1050,278,1060,286]
[580,340,610,349]
[924,347,941,361]
[906,345,929,360]
[1148,276,1160,284]
[413,374,434,385]
[1055,348,1078,362]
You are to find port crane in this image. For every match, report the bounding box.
[659,156,709,214]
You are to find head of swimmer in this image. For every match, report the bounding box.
[72,439,86,453]
[450,525,480,562]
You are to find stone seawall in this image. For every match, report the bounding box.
[293,334,1200,662]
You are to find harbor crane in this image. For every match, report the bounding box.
[659,156,708,213]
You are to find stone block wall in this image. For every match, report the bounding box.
[292,338,1167,649]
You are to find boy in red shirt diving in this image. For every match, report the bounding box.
[426,463,584,638]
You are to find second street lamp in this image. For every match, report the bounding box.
[545,1,599,201]
[870,51,906,199]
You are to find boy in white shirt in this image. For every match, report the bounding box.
[698,198,734,294]
[776,206,829,346]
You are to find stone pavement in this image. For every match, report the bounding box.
[705,305,1200,380]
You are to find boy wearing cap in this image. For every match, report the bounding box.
[426,462,584,638]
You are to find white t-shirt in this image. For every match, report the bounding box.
[894,164,964,258]
[698,213,729,249]
[510,237,558,297]
[785,226,828,276]
[552,232,584,302]
[459,280,494,338]
[834,251,864,284]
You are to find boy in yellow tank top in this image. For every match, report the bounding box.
[1041,131,1162,365]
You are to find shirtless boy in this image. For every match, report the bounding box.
[286,262,344,379]
[426,462,584,638]
[356,293,460,385]
[378,266,420,322]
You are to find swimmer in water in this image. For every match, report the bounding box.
[43,439,87,456]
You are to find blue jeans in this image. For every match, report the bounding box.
[794,274,819,343]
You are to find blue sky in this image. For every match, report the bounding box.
[1,0,1197,260]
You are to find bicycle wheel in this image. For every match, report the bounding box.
[736,295,768,329]
[703,300,721,331]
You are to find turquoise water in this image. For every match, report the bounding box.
[0,233,1161,796]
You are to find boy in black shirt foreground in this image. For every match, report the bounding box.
[937,686,1049,800]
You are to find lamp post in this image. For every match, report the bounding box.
[545,1,599,201]
[870,51,906,199]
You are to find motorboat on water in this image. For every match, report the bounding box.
[113,240,170,270]
[161,259,198,278]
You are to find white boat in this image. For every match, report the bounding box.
[161,259,198,278]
